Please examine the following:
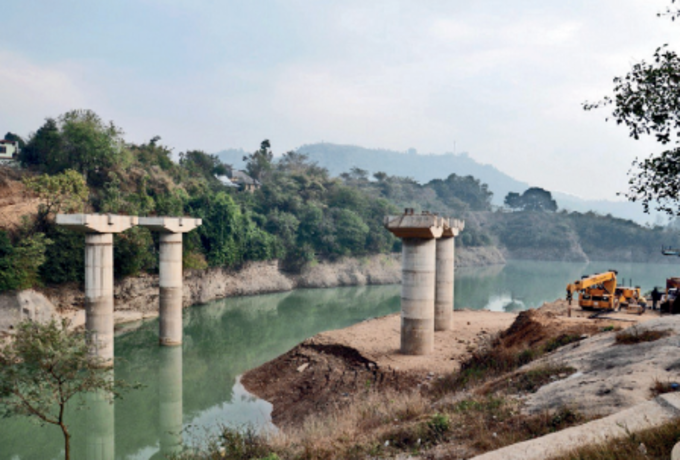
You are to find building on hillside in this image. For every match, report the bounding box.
[230,170,260,192]
[0,140,20,161]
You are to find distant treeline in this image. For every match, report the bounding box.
[1,109,678,292]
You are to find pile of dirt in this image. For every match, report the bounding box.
[240,339,423,427]
[499,309,601,350]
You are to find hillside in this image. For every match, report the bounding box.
[217,143,661,224]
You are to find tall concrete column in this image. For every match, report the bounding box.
[158,346,183,456]
[401,237,437,354]
[435,236,454,331]
[138,217,201,346]
[159,233,183,346]
[57,214,138,366]
[385,211,445,355]
[85,233,115,363]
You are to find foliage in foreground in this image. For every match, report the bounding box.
[0,320,135,460]
[585,1,680,217]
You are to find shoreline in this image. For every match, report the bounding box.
[241,299,664,427]
[239,300,676,458]
[0,247,505,333]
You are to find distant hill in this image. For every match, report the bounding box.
[216,143,661,225]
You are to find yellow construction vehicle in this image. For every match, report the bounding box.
[615,286,646,309]
[566,271,618,310]
[566,271,647,312]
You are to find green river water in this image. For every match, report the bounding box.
[1,260,678,459]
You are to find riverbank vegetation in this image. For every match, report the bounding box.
[1,109,680,292]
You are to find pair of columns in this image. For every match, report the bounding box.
[56,214,201,365]
[385,211,465,355]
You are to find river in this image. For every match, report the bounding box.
[1,260,677,459]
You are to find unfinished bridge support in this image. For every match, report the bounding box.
[435,220,464,331]
[385,211,465,355]
[385,212,444,355]
[56,214,138,366]
[139,217,201,346]
[435,236,454,331]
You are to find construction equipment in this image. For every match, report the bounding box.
[566,271,618,310]
[566,270,647,312]
[615,285,647,313]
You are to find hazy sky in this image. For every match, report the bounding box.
[2,1,679,200]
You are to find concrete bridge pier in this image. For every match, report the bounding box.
[56,214,138,366]
[401,237,438,354]
[385,211,445,355]
[139,217,201,346]
[435,220,464,331]
[85,233,115,362]
[435,236,454,331]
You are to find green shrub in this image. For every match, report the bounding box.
[0,230,50,291]
[114,227,156,278]
[39,224,84,285]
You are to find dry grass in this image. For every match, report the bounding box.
[433,332,583,395]
[482,364,577,396]
[173,391,592,460]
[614,327,671,345]
[174,390,431,459]
[547,419,680,460]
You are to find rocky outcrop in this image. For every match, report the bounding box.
[503,233,589,263]
[0,290,60,333]
[293,255,401,288]
[456,246,506,267]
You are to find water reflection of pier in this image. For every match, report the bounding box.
[158,347,183,457]
[85,381,115,460]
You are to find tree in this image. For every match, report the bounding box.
[504,187,558,212]
[0,320,135,460]
[20,110,128,184]
[23,169,89,229]
[427,173,493,211]
[584,1,680,215]
[243,140,273,182]
[4,132,26,149]
[179,150,230,182]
